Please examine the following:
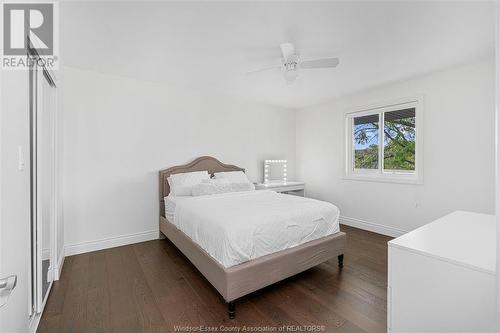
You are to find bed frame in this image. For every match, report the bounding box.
[159,156,346,319]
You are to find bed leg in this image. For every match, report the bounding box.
[338,254,344,268]
[228,301,236,319]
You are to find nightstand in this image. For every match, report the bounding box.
[255,181,305,197]
[388,211,496,332]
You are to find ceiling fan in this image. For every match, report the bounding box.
[247,42,340,84]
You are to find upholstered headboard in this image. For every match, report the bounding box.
[159,156,245,217]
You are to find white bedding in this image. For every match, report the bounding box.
[164,190,340,268]
[164,195,189,221]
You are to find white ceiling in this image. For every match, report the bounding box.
[61,1,496,109]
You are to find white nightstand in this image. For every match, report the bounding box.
[255,181,305,197]
[388,211,496,332]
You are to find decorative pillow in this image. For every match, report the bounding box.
[191,181,255,197]
[167,171,210,196]
[213,171,250,184]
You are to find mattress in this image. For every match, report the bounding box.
[164,190,340,268]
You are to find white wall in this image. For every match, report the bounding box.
[296,60,496,235]
[62,66,296,255]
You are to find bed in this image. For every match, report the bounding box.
[158,156,346,319]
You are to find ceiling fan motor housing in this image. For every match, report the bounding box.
[282,54,300,72]
[282,54,300,83]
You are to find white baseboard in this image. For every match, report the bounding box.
[340,215,407,237]
[65,229,159,256]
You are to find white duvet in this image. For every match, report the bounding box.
[167,190,340,268]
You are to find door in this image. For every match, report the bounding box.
[34,64,56,312]
[0,68,32,332]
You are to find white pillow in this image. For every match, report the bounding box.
[191,181,255,196]
[201,178,229,184]
[213,171,250,184]
[167,171,210,196]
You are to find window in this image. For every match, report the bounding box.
[345,98,422,184]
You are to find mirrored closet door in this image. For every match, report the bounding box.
[29,52,57,314]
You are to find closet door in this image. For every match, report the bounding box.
[0,66,30,333]
[34,64,56,312]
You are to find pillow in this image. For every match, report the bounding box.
[167,171,210,196]
[191,181,255,197]
[213,171,250,184]
[201,178,229,184]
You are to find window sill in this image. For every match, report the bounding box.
[343,174,423,185]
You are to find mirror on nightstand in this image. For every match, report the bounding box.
[264,159,287,185]
[257,160,305,196]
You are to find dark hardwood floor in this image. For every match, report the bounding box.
[38,225,391,333]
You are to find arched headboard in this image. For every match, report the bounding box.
[159,156,245,217]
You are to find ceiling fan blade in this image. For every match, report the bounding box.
[280,43,295,61]
[300,57,339,69]
[245,66,281,75]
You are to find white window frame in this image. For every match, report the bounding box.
[344,96,423,185]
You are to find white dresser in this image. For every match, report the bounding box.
[255,181,305,196]
[388,211,496,333]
